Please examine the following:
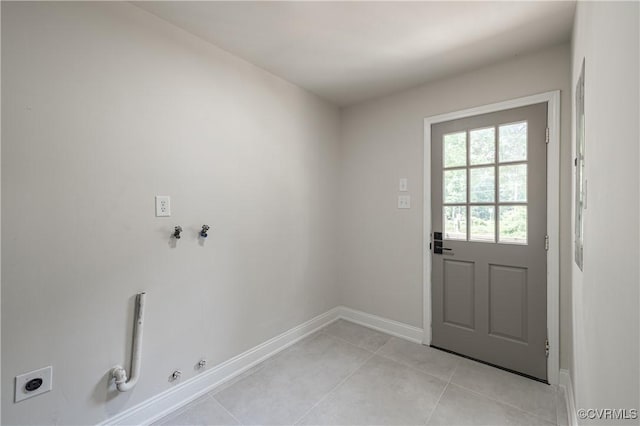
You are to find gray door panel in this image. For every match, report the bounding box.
[431,103,548,381]
[443,259,475,330]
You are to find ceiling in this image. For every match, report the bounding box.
[134,1,576,106]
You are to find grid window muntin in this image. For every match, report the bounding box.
[442,123,528,245]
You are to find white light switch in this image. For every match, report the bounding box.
[155,195,171,217]
[15,366,52,402]
[399,178,408,192]
[398,195,411,209]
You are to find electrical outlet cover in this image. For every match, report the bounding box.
[155,195,171,217]
[15,366,52,402]
[398,195,411,209]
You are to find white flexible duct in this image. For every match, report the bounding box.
[112,292,146,392]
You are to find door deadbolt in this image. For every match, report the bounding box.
[433,232,453,255]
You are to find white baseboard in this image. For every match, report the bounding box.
[101,307,341,425]
[559,369,578,426]
[337,306,424,344]
[101,306,423,425]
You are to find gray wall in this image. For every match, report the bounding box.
[8,2,634,424]
[337,44,574,370]
[571,1,639,419]
[0,2,3,420]
[1,2,340,424]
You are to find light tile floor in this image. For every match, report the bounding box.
[155,320,568,426]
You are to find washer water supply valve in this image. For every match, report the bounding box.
[173,226,183,239]
[170,370,182,382]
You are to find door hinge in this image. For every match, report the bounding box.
[545,127,550,144]
[545,339,550,357]
[544,235,549,251]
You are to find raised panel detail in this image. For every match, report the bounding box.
[489,264,528,343]
[443,260,475,330]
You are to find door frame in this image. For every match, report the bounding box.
[423,91,561,385]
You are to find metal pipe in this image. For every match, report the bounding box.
[112,292,146,392]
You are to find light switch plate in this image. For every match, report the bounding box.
[398,195,411,209]
[15,366,52,402]
[155,195,171,217]
[399,178,408,192]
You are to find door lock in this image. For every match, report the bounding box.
[433,232,453,255]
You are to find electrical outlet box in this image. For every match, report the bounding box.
[155,195,171,217]
[399,178,408,192]
[398,195,411,209]
[15,366,52,402]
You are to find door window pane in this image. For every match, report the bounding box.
[444,206,467,240]
[470,206,495,242]
[470,167,495,203]
[470,127,495,165]
[499,164,527,202]
[499,122,527,162]
[444,169,467,203]
[443,132,467,168]
[499,206,527,244]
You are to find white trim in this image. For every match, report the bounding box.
[100,306,423,426]
[422,90,561,385]
[101,307,341,426]
[337,306,424,343]
[559,369,578,426]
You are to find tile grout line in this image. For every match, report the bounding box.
[292,351,377,425]
[161,323,557,426]
[371,336,463,384]
[318,330,376,353]
[424,381,449,426]
[447,358,460,385]
[446,356,558,424]
[291,336,388,425]
[209,331,345,426]
[199,331,338,426]
[424,358,459,425]
[209,393,244,426]
[374,351,456,384]
[319,328,388,355]
[555,388,568,426]
[323,327,460,385]
[324,327,482,423]
[448,380,558,425]
[153,394,206,425]
[188,328,378,426]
